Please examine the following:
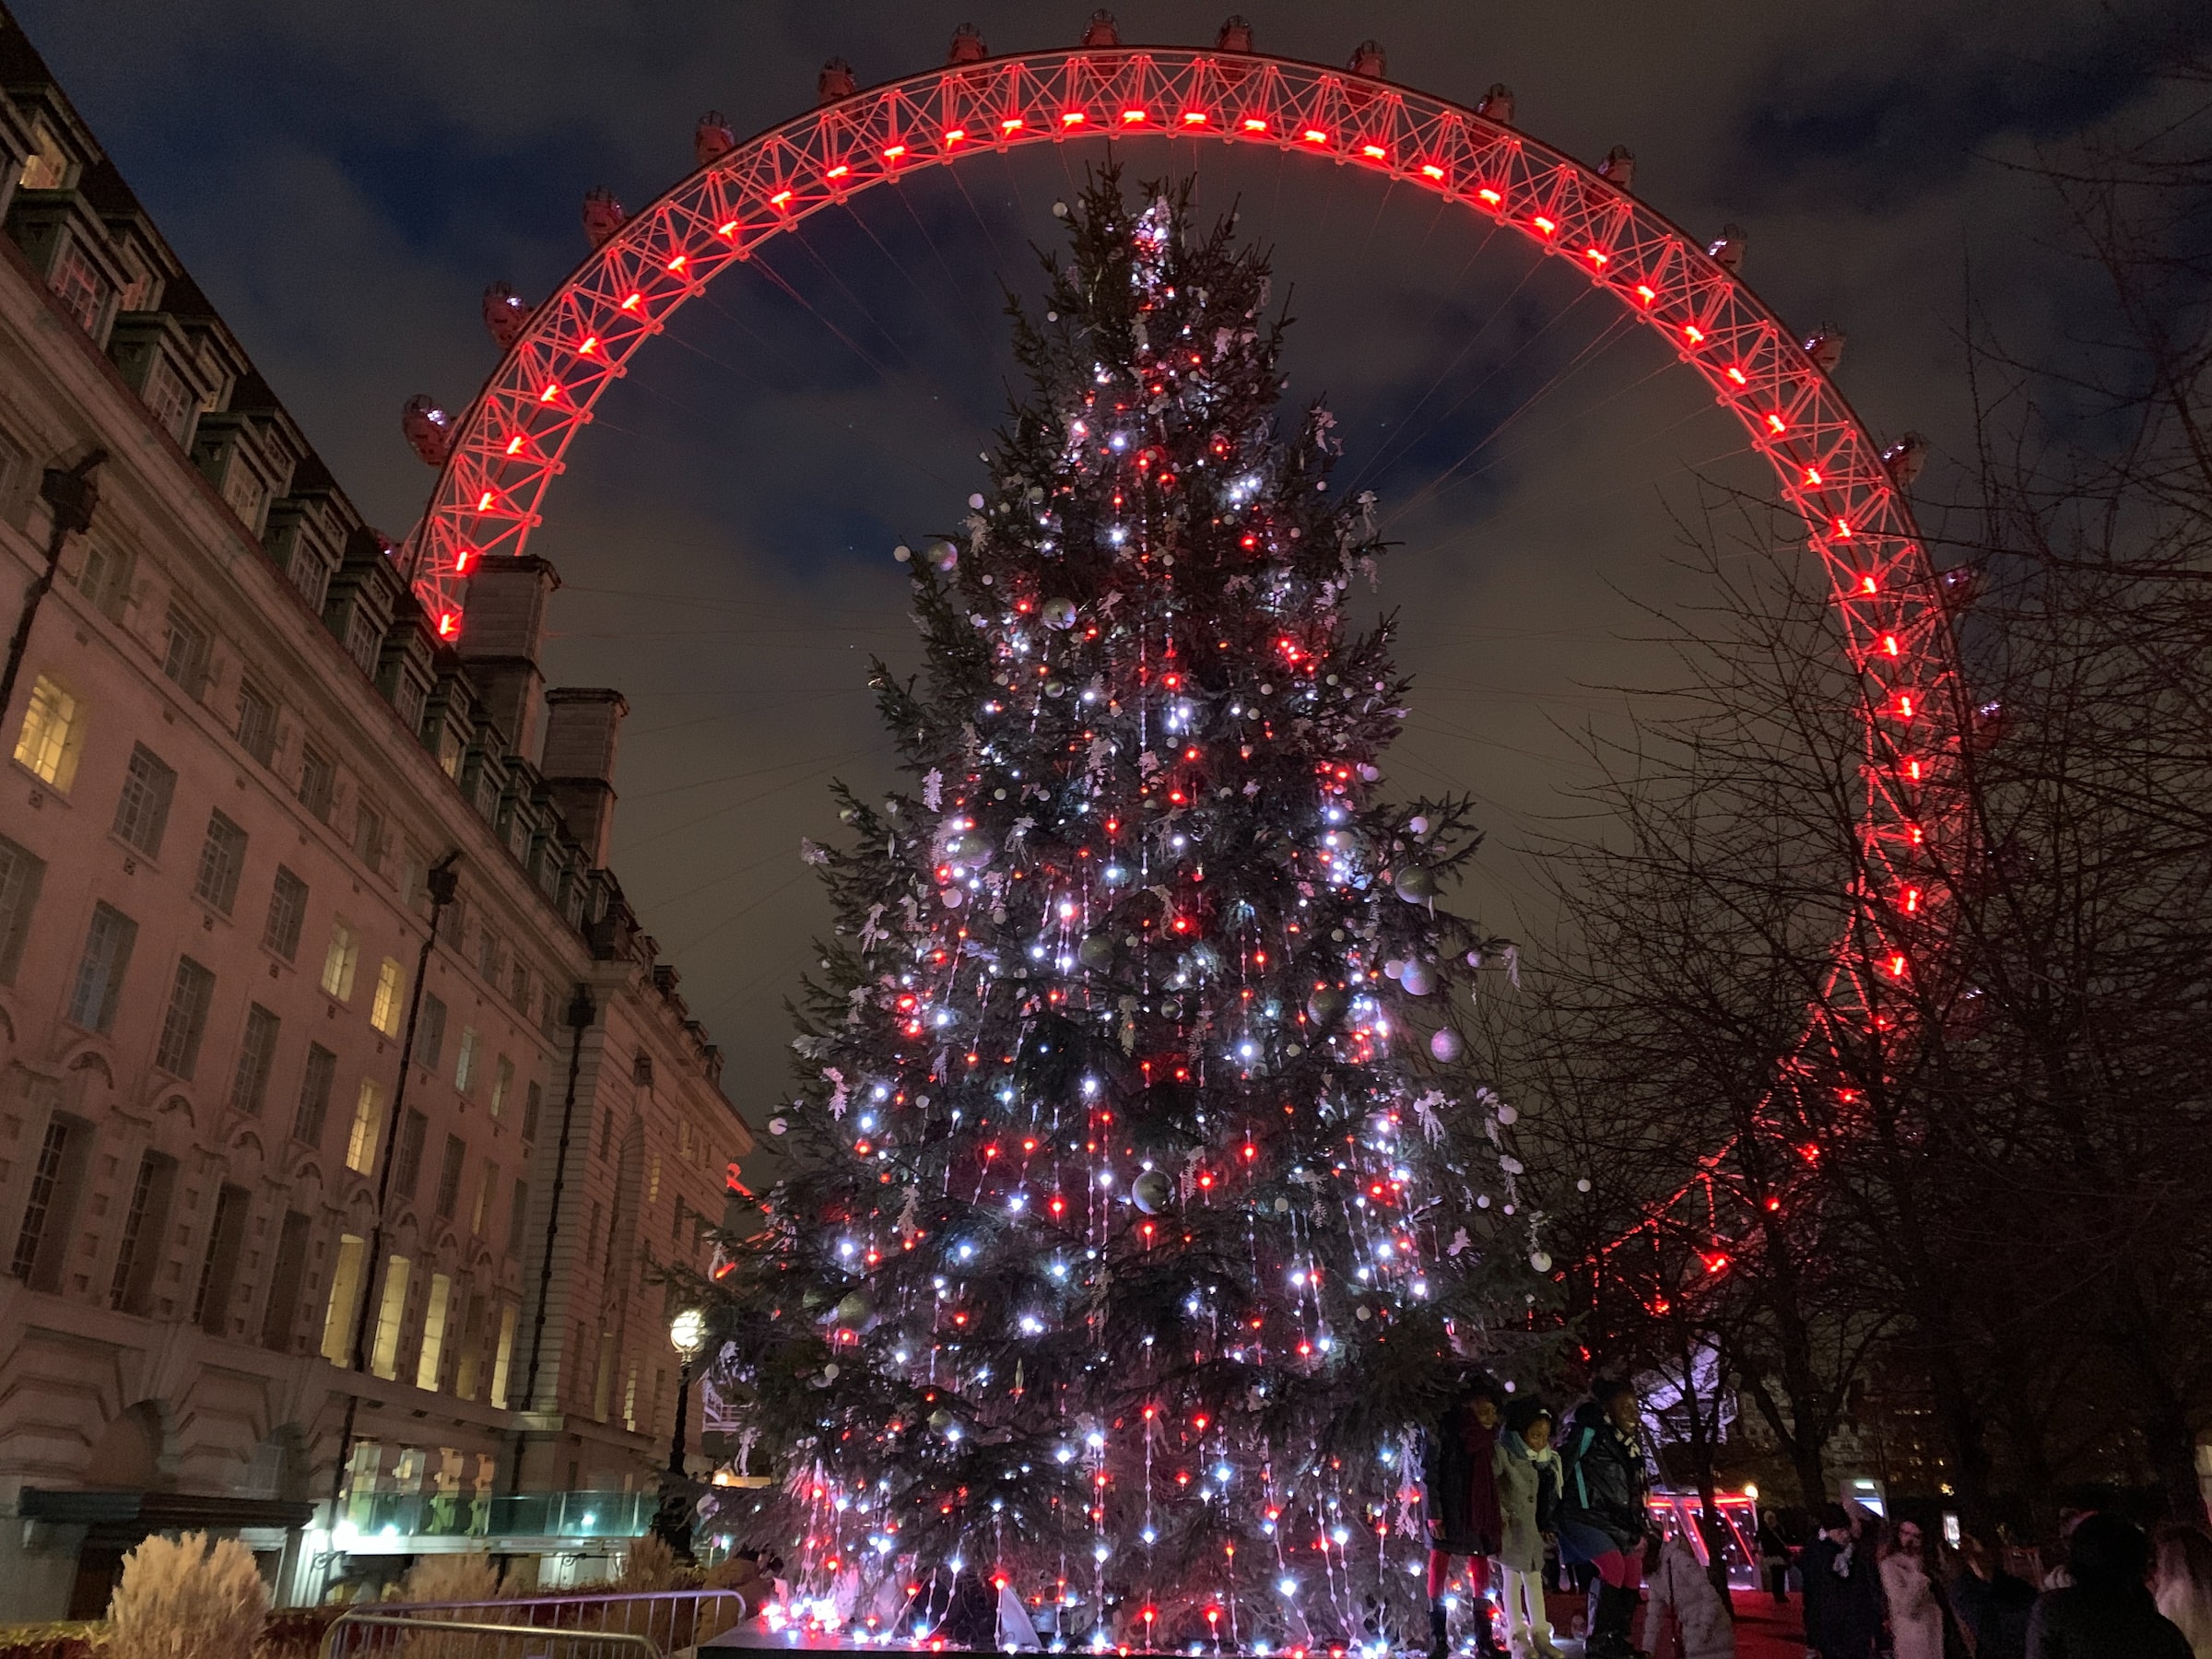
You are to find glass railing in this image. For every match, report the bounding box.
[337,1490,657,1540]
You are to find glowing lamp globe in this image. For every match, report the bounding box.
[670,1306,708,1361]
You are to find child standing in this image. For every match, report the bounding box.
[1493,1398,1566,1659]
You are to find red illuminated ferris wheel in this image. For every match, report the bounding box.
[403,19,1975,1264]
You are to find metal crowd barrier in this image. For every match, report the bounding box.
[324,1592,755,1659]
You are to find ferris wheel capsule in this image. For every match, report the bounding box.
[1597,146,1637,189]
[482,283,532,350]
[1080,10,1120,49]
[818,57,856,103]
[1706,222,1749,272]
[1883,432,1930,487]
[401,395,453,467]
[1217,15,1254,52]
[694,111,735,166]
[1477,83,1515,125]
[946,23,985,64]
[1801,324,1847,372]
[582,185,627,248]
[1348,40,1387,78]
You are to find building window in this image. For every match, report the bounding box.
[0,833,47,983]
[235,683,276,765]
[488,1302,518,1409]
[154,955,217,1077]
[18,121,69,189]
[14,674,83,790]
[49,240,115,340]
[288,544,332,613]
[369,1253,411,1379]
[393,1109,427,1199]
[262,1211,311,1350]
[321,1233,368,1365]
[454,1027,479,1094]
[489,1055,513,1120]
[416,1272,453,1392]
[65,902,136,1032]
[221,458,266,534]
[9,1119,73,1280]
[393,675,427,733]
[229,1004,280,1114]
[647,1154,661,1206]
[471,1161,498,1237]
[418,994,447,1069]
[141,356,197,445]
[294,1042,336,1147]
[344,607,382,677]
[193,811,248,913]
[508,959,530,1013]
[298,747,335,821]
[477,928,502,983]
[369,957,405,1036]
[192,1183,250,1335]
[161,607,209,697]
[506,1180,529,1258]
[345,1078,384,1175]
[265,865,308,960]
[353,803,384,873]
[112,744,177,856]
[321,919,359,1000]
[522,1082,541,1143]
[434,1135,465,1220]
[109,1152,174,1313]
[75,539,135,620]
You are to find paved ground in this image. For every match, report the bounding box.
[1543,1585,1806,1656]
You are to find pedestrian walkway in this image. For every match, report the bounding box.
[1724,1590,1807,1658]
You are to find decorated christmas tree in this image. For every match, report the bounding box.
[700,171,1542,1652]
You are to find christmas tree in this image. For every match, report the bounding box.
[700,171,1540,1652]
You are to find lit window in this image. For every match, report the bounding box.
[321,919,359,1000]
[370,957,405,1036]
[321,1234,367,1364]
[14,674,83,790]
[368,1252,410,1378]
[49,241,114,340]
[416,1272,452,1392]
[18,121,69,189]
[345,1077,384,1174]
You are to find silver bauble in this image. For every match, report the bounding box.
[925,537,959,572]
[1394,865,1439,903]
[1430,1027,1464,1063]
[1041,596,1079,630]
[1131,1170,1174,1215]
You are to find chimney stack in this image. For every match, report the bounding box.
[456,555,560,753]
[541,688,628,866]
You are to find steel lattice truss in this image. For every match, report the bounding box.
[413,45,1972,1264]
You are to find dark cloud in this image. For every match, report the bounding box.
[18,0,2201,1151]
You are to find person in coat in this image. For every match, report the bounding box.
[1878,1517,1947,1659]
[1756,1510,1791,1605]
[1493,1398,1566,1659]
[1424,1374,1507,1659]
[1554,1380,1653,1659]
[2152,1524,2212,1659]
[1951,1534,2035,1659]
[1798,1504,1884,1659]
[2026,1512,2191,1658]
[1644,1529,1735,1659]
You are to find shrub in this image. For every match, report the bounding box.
[392,1556,509,1606]
[108,1533,268,1659]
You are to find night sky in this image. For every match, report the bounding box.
[18,1,2199,1158]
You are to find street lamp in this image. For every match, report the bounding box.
[653,1307,709,1559]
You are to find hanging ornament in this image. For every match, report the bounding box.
[1041,596,1079,629]
[834,1289,874,1326]
[1131,1170,1174,1214]
[1529,1251,1553,1274]
[1429,1027,1463,1063]
[1399,959,1435,996]
[1308,985,1347,1028]
[1079,934,1116,971]
[925,537,959,572]
[1395,865,1439,903]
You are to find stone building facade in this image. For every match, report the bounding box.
[0,7,751,1618]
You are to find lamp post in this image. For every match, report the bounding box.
[653,1306,708,1559]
